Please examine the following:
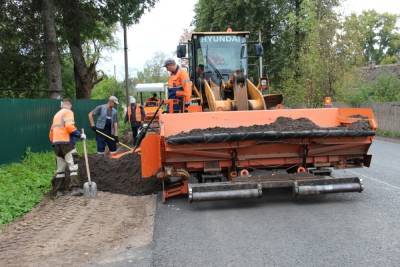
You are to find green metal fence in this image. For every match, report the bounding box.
[0,98,105,164]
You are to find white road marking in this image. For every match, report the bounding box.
[347,169,400,191]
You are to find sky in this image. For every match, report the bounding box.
[98,0,400,80]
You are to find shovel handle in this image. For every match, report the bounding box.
[95,130,133,151]
[82,129,92,184]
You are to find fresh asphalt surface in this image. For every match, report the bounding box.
[149,139,400,267]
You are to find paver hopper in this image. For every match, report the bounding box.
[141,108,375,202]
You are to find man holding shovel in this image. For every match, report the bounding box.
[49,98,86,197]
[88,96,119,155]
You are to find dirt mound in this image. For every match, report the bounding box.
[167,117,373,145]
[78,153,161,195]
[171,116,371,138]
[347,120,371,131]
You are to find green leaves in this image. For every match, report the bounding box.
[193,0,400,107]
[0,151,53,225]
[0,140,96,225]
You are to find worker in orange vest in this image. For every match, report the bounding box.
[125,96,146,145]
[49,98,86,197]
[164,58,192,112]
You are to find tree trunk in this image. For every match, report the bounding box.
[61,0,101,99]
[294,0,302,78]
[41,0,62,99]
[70,43,93,98]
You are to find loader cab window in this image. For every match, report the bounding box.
[194,35,248,84]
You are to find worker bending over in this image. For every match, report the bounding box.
[125,96,145,145]
[164,58,192,112]
[89,96,119,154]
[49,98,86,197]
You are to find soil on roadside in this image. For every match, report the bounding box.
[78,152,162,196]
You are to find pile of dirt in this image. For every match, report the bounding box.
[78,153,161,195]
[347,120,371,131]
[171,116,371,138]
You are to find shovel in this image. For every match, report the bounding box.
[95,130,136,159]
[82,129,97,197]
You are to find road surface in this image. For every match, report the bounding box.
[151,139,400,266]
[2,139,399,267]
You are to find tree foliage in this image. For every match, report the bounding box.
[193,0,400,106]
[134,52,169,84]
[342,11,400,65]
[0,0,46,98]
[91,76,125,101]
[0,0,157,99]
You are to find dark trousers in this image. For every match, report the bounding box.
[131,125,140,145]
[95,130,117,153]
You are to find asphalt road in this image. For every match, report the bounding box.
[151,139,400,267]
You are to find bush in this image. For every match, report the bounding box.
[91,77,125,101]
[0,150,54,225]
[339,72,400,106]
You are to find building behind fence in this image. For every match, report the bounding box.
[0,98,105,164]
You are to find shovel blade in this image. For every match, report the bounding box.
[83,181,97,197]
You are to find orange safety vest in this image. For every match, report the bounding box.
[49,108,77,144]
[168,66,192,103]
[127,104,143,123]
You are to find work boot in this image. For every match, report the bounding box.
[70,187,83,196]
[51,177,64,197]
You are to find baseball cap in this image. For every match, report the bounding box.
[163,58,176,67]
[109,95,119,105]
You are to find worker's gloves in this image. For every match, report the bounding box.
[91,126,97,132]
[113,135,119,143]
[80,133,87,140]
[143,123,148,128]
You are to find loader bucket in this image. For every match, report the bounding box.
[264,94,283,109]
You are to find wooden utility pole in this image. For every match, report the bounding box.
[123,22,129,106]
[259,30,263,78]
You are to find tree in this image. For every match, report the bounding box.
[341,11,400,65]
[0,0,47,98]
[134,52,169,84]
[91,76,125,101]
[58,0,158,99]
[193,0,342,106]
[41,0,62,99]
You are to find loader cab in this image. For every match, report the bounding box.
[177,32,250,100]
[177,31,282,111]
[190,32,249,86]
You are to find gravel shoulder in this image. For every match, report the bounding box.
[0,192,156,267]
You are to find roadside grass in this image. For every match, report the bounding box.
[376,129,400,138]
[0,140,96,226]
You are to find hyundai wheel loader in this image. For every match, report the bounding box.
[138,30,376,203]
